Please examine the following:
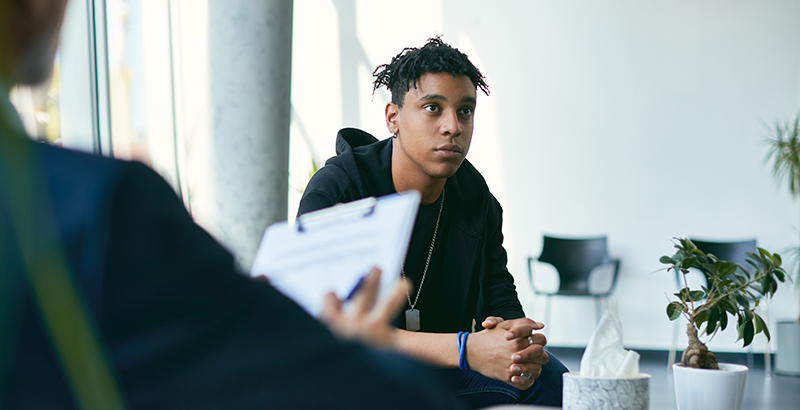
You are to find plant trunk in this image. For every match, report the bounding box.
[681,322,719,369]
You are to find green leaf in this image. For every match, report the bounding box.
[706,307,720,335]
[660,256,676,264]
[676,288,692,301]
[742,320,755,347]
[667,302,684,320]
[694,310,709,328]
[689,290,705,302]
[762,274,776,297]
[719,310,729,331]
[735,292,750,309]
[746,259,762,272]
[699,262,716,275]
[754,313,771,341]
[717,261,737,278]
[774,268,786,282]
[723,297,739,314]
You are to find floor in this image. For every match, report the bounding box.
[547,347,800,410]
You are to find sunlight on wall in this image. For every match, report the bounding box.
[169,1,214,230]
[289,0,342,223]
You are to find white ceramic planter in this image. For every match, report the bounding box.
[672,363,747,410]
[775,321,800,376]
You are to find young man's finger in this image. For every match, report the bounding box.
[504,318,546,340]
[512,345,549,365]
[481,316,505,329]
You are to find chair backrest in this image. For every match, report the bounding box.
[537,236,613,295]
[689,239,757,268]
[680,239,758,290]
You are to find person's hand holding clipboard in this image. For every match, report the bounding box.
[250,191,420,319]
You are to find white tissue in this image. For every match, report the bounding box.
[580,304,640,378]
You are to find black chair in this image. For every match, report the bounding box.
[668,238,768,370]
[691,238,756,275]
[527,236,621,328]
[672,239,758,300]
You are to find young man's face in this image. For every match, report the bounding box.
[386,72,477,181]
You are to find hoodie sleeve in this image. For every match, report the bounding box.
[480,193,525,321]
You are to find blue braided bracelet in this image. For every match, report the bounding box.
[457,331,470,371]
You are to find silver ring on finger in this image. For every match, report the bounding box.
[520,372,533,379]
[527,336,533,345]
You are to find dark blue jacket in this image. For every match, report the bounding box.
[0,126,462,409]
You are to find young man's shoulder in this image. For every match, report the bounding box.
[298,129,393,216]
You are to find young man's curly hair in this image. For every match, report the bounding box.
[372,36,490,107]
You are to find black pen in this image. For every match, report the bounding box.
[344,274,368,302]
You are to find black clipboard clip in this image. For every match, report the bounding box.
[296,196,379,233]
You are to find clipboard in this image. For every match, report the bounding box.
[249,190,421,317]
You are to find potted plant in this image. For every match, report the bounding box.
[764,113,800,375]
[660,238,787,410]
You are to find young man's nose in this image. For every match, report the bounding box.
[440,109,461,137]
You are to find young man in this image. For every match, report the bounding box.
[298,37,568,407]
[0,1,462,408]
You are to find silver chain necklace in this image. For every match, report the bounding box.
[402,187,445,331]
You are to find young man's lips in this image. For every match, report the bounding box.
[434,144,463,158]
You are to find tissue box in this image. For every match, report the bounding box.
[563,372,650,410]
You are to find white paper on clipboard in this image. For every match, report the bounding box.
[249,190,421,317]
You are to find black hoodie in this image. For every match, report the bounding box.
[298,128,523,332]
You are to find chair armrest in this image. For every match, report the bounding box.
[606,258,621,295]
[527,256,542,294]
[528,256,559,295]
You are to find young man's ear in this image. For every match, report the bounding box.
[385,102,400,135]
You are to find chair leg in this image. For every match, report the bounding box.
[594,296,602,324]
[763,302,771,377]
[543,295,552,334]
[526,292,536,319]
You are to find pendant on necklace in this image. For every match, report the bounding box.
[405,309,420,331]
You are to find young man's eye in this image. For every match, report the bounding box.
[424,104,439,112]
[459,107,474,116]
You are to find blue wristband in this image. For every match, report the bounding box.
[457,331,470,371]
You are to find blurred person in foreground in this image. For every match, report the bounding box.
[0,0,463,408]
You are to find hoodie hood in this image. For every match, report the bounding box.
[328,128,395,200]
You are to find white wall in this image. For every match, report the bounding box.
[291,0,800,352]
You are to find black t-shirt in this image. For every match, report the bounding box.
[397,191,455,332]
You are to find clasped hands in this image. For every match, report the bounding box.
[318,267,549,390]
[468,316,549,390]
